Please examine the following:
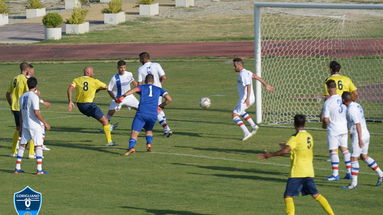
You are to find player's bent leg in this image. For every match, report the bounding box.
[158,109,172,137]
[340,146,352,179]
[241,112,258,133]
[35,145,47,175]
[14,144,26,174]
[312,194,335,215]
[232,113,252,141]
[145,131,153,152]
[284,196,295,215]
[362,154,383,186]
[123,131,140,157]
[98,116,115,146]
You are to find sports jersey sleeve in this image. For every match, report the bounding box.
[157,63,165,77]
[286,136,297,150]
[347,77,357,92]
[137,69,144,83]
[7,78,14,93]
[322,101,330,118]
[71,79,77,88]
[241,72,252,86]
[107,76,115,91]
[348,106,360,125]
[323,82,329,96]
[96,79,107,89]
[31,94,40,111]
[160,88,168,97]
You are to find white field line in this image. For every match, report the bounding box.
[151,151,376,176]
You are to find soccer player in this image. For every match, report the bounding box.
[137,52,172,137]
[259,114,335,215]
[122,74,172,156]
[341,92,383,189]
[322,80,351,181]
[14,77,51,175]
[67,66,114,146]
[105,60,139,131]
[232,58,274,141]
[323,61,358,101]
[6,62,36,159]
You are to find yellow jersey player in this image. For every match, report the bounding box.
[259,114,335,215]
[5,62,35,158]
[323,61,358,101]
[67,66,115,146]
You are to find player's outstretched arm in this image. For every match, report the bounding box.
[34,110,51,131]
[67,85,75,112]
[5,92,12,107]
[121,87,140,98]
[107,90,118,102]
[252,74,275,92]
[258,145,291,160]
[159,94,172,109]
[322,117,329,129]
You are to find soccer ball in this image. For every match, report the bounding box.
[200,97,211,109]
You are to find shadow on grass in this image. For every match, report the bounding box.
[170,131,239,140]
[44,139,121,155]
[172,163,287,177]
[191,172,286,183]
[169,117,233,126]
[174,145,265,154]
[50,126,104,134]
[170,106,232,114]
[120,206,211,215]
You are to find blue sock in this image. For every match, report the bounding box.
[128,138,137,150]
[146,136,153,145]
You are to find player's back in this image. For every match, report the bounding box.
[323,94,347,135]
[347,102,368,133]
[8,74,28,111]
[323,74,357,96]
[72,76,106,103]
[287,130,314,178]
[137,62,165,87]
[20,91,40,129]
[237,69,254,99]
[136,84,167,117]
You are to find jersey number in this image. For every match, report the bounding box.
[83,82,89,91]
[148,86,153,97]
[307,137,312,149]
[337,80,343,90]
[337,99,344,113]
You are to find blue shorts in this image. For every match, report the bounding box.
[132,114,157,132]
[77,102,104,120]
[12,111,20,127]
[284,177,319,197]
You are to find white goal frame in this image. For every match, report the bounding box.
[254,2,383,124]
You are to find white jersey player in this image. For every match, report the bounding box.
[231,58,274,141]
[14,77,51,175]
[341,92,383,189]
[322,80,351,181]
[106,60,139,131]
[137,52,172,137]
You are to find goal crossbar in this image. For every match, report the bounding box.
[254,2,383,124]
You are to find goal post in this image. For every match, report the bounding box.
[254,2,383,125]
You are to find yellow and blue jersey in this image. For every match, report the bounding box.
[286,130,315,178]
[7,74,29,111]
[323,74,357,96]
[71,76,107,103]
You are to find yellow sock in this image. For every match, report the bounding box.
[315,194,335,215]
[11,130,20,154]
[28,140,35,156]
[284,197,295,215]
[103,124,112,144]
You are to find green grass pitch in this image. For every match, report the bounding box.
[0,60,382,215]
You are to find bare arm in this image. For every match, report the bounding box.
[159,94,172,109]
[160,75,167,84]
[5,92,12,106]
[352,90,358,101]
[67,85,75,112]
[322,117,330,129]
[244,85,251,106]
[132,80,138,87]
[355,122,364,148]
[34,110,51,131]
[252,74,275,92]
[108,90,118,102]
[122,87,141,97]
[259,145,291,160]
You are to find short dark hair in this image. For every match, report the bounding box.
[145,74,154,84]
[20,62,30,72]
[329,61,341,73]
[342,91,352,103]
[294,114,306,128]
[117,60,126,67]
[27,77,38,89]
[139,52,150,60]
[29,64,34,68]
[326,80,336,89]
[233,58,244,65]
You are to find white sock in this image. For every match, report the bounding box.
[241,112,256,128]
[16,145,26,170]
[330,151,340,176]
[35,145,43,171]
[343,150,351,174]
[351,160,359,186]
[158,110,170,131]
[233,116,249,135]
[364,157,383,177]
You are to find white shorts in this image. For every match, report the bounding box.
[108,95,139,111]
[20,127,44,146]
[351,131,370,157]
[233,100,254,115]
[327,133,348,150]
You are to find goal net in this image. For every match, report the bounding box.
[254,3,383,125]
